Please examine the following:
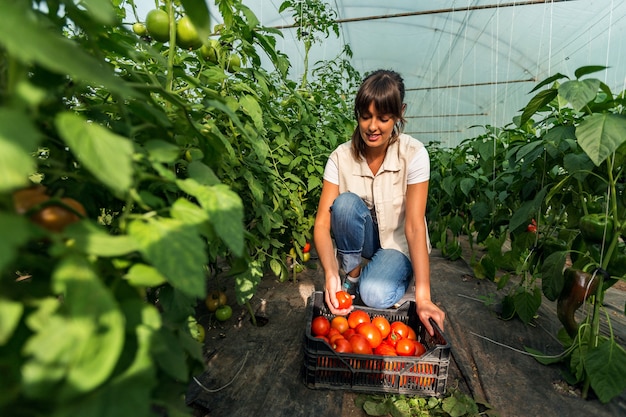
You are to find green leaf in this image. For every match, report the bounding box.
[151,327,188,381]
[0,297,23,345]
[128,217,207,298]
[64,221,139,257]
[574,65,607,79]
[586,337,626,403]
[56,112,134,195]
[576,113,626,166]
[513,286,542,324]
[78,0,117,25]
[239,95,264,131]
[21,255,125,399]
[540,251,567,301]
[529,72,568,93]
[124,264,167,288]
[0,1,131,98]
[143,140,180,163]
[0,213,32,272]
[459,177,475,197]
[520,88,558,126]
[509,187,547,232]
[559,79,601,112]
[234,259,263,305]
[180,0,212,45]
[52,314,157,417]
[0,109,41,192]
[177,179,244,256]
[187,161,220,186]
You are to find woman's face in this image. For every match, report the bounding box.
[358,102,396,152]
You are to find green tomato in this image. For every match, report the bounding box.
[146,9,170,43]
[176,15,202,50]
[215,305,232,321]
[200,39,220,63]
[132,22,147,36]
[187,316,205,342]
[226,54,241,73]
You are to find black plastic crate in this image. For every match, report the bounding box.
[303,291,450,396]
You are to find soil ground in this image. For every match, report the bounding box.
[186,242,626,417]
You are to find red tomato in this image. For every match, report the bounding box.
[390,321,410,339]
[333,338,353,353]
[303,242,311,253]
[356,323,382,349]
[335,291,352,309]
[311,316,330,337]
[315,335,329,344]
[395,338,416,356]
[348,310,370,329]
[406,326,417,340]
[371,316,391,339]
[342,328,356,340]
[414,341,427,357]
[374,342,397,356]
[331,316,349,334]
[349,334,373,354]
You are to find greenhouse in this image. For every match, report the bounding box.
[1,1,625,417]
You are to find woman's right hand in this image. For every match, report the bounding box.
[324,274,354,316]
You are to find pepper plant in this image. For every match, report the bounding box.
[427,66,626,403]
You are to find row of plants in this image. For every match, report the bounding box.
[0,0,360,416]
[426,66,626,403]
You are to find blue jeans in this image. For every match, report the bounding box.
[330,192,412,308]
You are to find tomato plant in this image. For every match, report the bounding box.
[311,316,330,337]
[335,290,352,309]
[0,0,361,414]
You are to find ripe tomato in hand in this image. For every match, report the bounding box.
[311,316,330,337]
[347,310,370,329]
[335,291,352,309]
[356,323,382,349]
[395,338,416,356]
[349,334,373,354]
[371,316,391,339]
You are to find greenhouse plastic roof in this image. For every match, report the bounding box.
[120,0,626,148]
[200,0,626,148]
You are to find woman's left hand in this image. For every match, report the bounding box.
[415,299,445,337]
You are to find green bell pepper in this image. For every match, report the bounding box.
[579,213,614,244]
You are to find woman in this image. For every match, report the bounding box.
[313,69,445,336]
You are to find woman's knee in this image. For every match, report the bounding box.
[331,192,362,214]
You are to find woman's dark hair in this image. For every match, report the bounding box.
[351,69,406,159]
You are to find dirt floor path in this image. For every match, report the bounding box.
[187,247,626,417]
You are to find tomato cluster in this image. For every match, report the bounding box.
[13,185,86,232]
[205,290,232,321]
[311,309,427,357]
